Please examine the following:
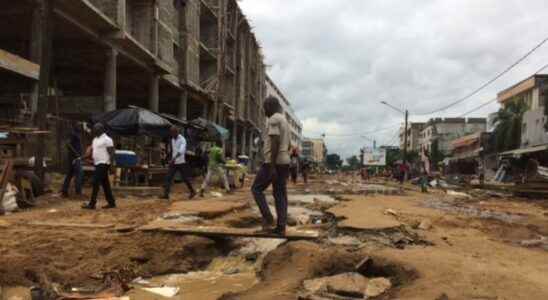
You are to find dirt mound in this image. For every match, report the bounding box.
[0,229,220,287]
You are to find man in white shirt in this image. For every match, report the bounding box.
[162,126,196,200]
[82,123,116,209]
[251,96,291,236]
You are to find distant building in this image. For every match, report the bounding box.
[497,74,548,148]
[265,75,303,149]
[302,138,327,164]
[419,118,487,156]
[399,122,425,152]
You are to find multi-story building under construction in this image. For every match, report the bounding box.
[0,0,266,162]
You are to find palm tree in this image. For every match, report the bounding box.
[493,100,528,152]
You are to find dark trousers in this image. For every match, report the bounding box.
[251,164,290,230]
[302,169,309,184]
[290,166,298,184]
[89,164,115,207]
[61,158,83,196]
[164,163,195,197]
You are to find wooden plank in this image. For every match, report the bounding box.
[0,49,40,80]
[139,224,319,240]
[28,222,115,229]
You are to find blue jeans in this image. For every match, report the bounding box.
[251,164,290,230]
[62,158,83,196]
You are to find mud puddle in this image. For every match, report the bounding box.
[423,199,525,223]
[129,271,257,300]
[129,237,284,300]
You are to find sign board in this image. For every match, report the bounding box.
[362,148,386,166]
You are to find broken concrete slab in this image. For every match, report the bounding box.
[364,277,392,298]
[328,201,401,230]
[304,273,368,298]
[169,200,249,218]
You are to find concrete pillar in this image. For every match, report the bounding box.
[152,4,159,56]
[231,122,238,157]
[29,6,42,114]
[104,49,118,112]
[178,90,188,120]
[149,74,159,112]
[202,103,209,119]
[117,0,127,30]
[242,128,248,156]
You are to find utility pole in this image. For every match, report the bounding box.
[34,0,54,181]
[403,109,409,165]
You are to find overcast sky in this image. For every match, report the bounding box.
[239,0,548,159]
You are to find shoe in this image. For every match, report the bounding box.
[255,222,275,234]
[189,191,197,200]
[81,204,95,210]
[102,204,116,209]
[199,190,205,198]
[160,195,170,200]
[272,227,286,236]
[61,193,69,199]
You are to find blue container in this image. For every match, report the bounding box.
[115,150,138,167]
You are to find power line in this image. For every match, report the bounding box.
[457,97,498,117]
[535,62,548,74]
[413,35,548,116]
[306,123,400,138]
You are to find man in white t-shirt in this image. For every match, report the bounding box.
[82,123,116,210]
[162,126,196,200]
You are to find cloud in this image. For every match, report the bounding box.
[240,0,548,158]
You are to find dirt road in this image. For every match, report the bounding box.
[1,175,547,299]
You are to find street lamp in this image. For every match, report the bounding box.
[380,101,409,165]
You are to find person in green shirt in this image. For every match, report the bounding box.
[199,141,231,196]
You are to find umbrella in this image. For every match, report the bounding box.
[190,118,230,142]
[92,107,173,137]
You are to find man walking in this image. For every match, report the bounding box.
[163,126,196,200]
[199,141,231,196]
[61,124,83,198]
[251,96,291,236]
[82,123,116,210]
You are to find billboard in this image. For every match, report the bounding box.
[362,148,386,166]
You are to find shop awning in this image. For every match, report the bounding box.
[499,144,548,158]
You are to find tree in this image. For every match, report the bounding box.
[386,148,402,166]
[493,100,528,152]
[326,153,343,170]
[346,155,361,171]
[430,139,445,167]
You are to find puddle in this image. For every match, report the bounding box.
[129,271,258,300]
[423,200,525,223]
[0,287,31,300]
[128,237,283,300]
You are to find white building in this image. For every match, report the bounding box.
[265,75,303,149]
[419,118,487,155]
[497,74,548,148]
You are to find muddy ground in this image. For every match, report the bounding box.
[1,174,547,299]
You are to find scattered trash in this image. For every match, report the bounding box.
[210,192,224,198]
[1,183,19,213]
[446,190,472,199]
[48,209,58,213]
[520,236,547,248]
[131,277,151,285]
[364,277,392,298]
[418,219,432,230]
[141,286,180,298]
[355,256,373,275]
[384,209,399,217]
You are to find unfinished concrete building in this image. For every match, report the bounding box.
[0,0,266,163]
